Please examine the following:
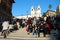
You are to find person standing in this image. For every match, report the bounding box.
[32,18,36,26]
[39,23,46,37]
[2,21,9,38]
[16,20,20,29]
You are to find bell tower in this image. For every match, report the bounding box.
[31,6,36,17]
[36,5,41,17]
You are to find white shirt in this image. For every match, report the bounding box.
[2,21,9,30]
[17,22,20,29]
[9,24,14,29]
[33,19,36,25]
[44,17,47,21]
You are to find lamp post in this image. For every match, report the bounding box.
[26,11,28,18]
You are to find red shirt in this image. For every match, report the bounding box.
[45,24,51,30]
[27,18,32,24]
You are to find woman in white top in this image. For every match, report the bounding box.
[2,21,9,30]
[2,21,9,38]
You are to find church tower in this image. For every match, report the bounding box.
[31,6,36,17]
[36,5,42,17]
[56,5,60,16]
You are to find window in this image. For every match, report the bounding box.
[0,0,1,3]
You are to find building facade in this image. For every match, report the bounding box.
[31,6,36,17]
[0,0,15,22]
[56,5,60,16]
[31,5,42,18]
[46,10,56,17]
[14,5,42,19]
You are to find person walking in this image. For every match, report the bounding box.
[2,21,9,38]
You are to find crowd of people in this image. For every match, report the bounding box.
[26,16,56,37]
[0,15,60,38]
[26,16,60,38]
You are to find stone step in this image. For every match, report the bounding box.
[0,36,51,40]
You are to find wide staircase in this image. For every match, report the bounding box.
[0,27,57,40]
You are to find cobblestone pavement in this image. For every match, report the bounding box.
[0,27,57,40]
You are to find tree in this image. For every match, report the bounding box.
[42,12,46,17]
[49,4,52,9]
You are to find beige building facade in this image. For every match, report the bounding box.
[31,5,42,18]
[46,10,56,17]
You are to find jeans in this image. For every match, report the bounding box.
[33,30,38,35]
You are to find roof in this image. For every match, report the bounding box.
[10,0,15,3]
[45,10,56,13]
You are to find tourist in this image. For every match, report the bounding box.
[2,21,9,38]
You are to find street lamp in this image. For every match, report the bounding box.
[26,11,28,18]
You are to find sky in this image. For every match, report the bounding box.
[12,0,60,16]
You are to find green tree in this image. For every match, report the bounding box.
[49,4,52,10]
[42,12,46,17]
